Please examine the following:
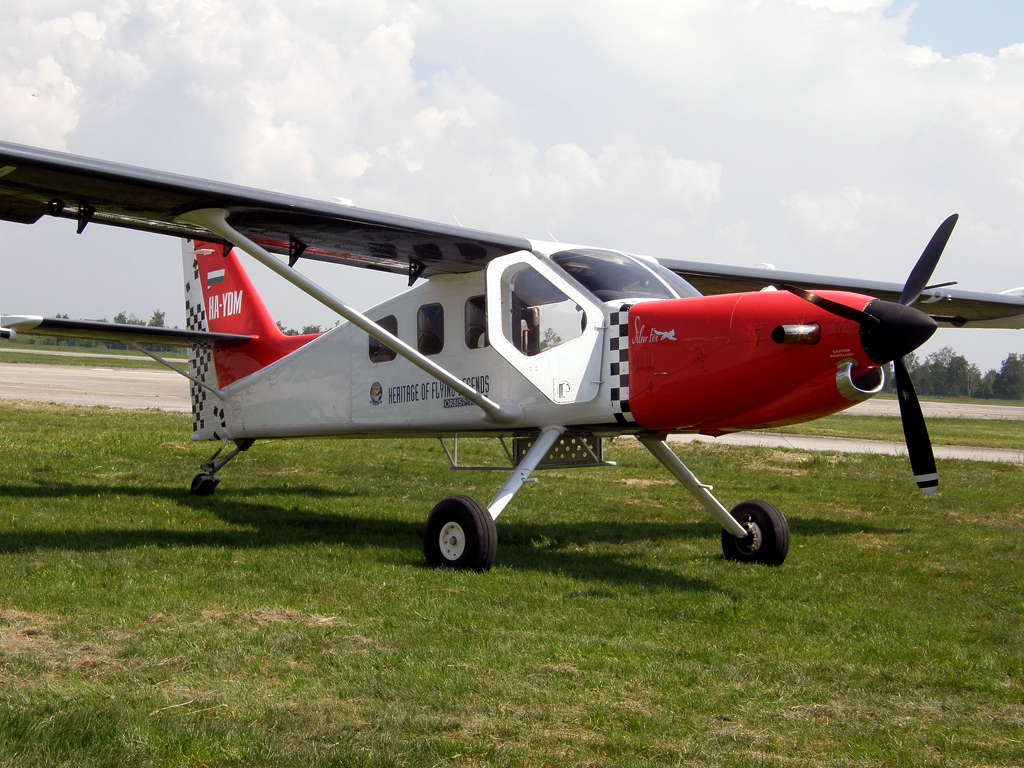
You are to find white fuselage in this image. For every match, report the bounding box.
[217,267,624,439]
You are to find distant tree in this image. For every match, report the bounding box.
[992,353,1024,400]
[148,309,166,327]
[975,369,997,400]
[885,353,919,393]
[300,324,322,335]
[113,311,144,326]
[912,347,981,398]
[276,320,299,336]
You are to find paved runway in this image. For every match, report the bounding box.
[0,362,190,411]
[666,432,1024,465]
[845,398,1024,420]
[1,362,1021,463]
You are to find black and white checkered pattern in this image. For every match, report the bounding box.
[182,249,224,440]
[608,309,634,425]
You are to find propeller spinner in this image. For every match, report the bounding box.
[782,214,958,495]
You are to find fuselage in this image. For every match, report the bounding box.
[201,243,884,441]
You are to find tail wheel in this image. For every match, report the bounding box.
[722,500,790,566]
[424,495,497,572]
[190,473,221,497]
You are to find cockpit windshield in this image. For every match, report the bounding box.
[550,249,702,302]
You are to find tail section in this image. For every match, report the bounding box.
[182,239,320,440]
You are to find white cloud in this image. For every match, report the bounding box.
[783,186,909,248]
[0,56,79,148]
[1,0,1023,368]
[414,106,476,139]
[786,0,892,12]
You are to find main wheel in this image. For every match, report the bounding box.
[190,473,221,497]
[721,500,789,566]
[424,495,497,571]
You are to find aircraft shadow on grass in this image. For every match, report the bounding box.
[0,481,905,593]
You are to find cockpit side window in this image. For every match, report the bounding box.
[502,265,586,356]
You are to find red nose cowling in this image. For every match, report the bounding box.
[626,291,882,434]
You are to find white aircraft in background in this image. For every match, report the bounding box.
[2,140,1023,571]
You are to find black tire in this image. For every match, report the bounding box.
[721,500,789,566]
[190,473,221,497]
[424,495,497,571]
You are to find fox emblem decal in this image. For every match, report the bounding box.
[633,317,676,344]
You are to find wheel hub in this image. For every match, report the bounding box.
[438,522,466,561]
[737,520,763,554]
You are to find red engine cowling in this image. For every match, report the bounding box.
[626,291,884,434]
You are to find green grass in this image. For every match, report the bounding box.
[768,414,1024,449]
[1,402,1022,766]
[0,346,174,373]
[872,392,1024,407]
[0,351,169,370]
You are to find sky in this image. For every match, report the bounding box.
[0,0,1022,371]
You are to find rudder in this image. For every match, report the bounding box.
[181,239,320,441]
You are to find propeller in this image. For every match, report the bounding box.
[782,214,958,495]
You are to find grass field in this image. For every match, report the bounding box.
[769,414,1024,450]
[1,401,1022,766]
[0,348,171,371]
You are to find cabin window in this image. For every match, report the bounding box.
[417,303,444,355]
[368,314,398,363]
[502,265,586,356]
[465,295,488,348]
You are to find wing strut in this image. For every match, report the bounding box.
[126,342,225,400]
[176,208,523,425]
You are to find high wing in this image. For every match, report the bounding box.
[2,139,1023,328]
[660,258,1024,329]
[0,315,251,347]
[0,140,531,281]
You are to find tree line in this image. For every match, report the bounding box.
[889,347,1024,400]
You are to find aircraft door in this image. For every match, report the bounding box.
[485,253,604,404]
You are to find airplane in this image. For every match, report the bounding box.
[1,139,1023,571]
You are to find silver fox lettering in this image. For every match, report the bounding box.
[633,317,676,344]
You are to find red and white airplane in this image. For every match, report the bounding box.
[2,140,1023,570]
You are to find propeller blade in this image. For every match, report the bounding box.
[892,357,938,495]
[779,284,878,325]
[900,214,958,307]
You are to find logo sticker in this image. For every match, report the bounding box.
[633,317,677,344]
[369,382,383,406]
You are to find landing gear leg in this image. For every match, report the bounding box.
[638,434,790,566]
[190,439,255,497]
[422,426,566,571]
